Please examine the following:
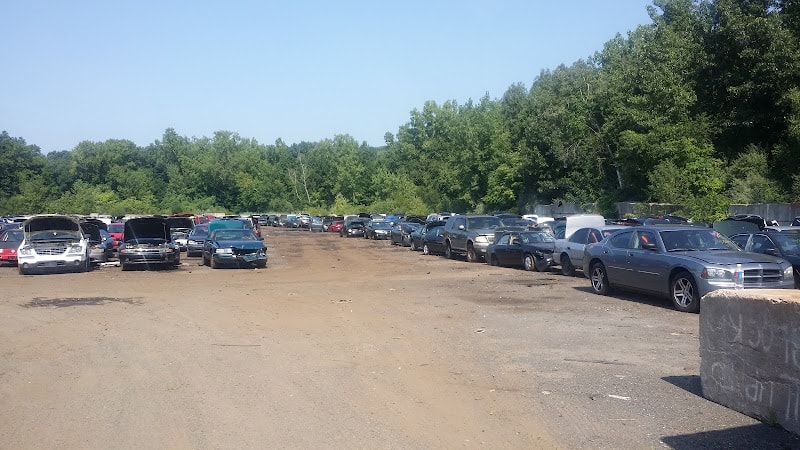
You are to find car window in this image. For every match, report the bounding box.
[610,231,634,249]
[729,234,750,250]
[588,229,605,243]
[633,231,657,250]
[496,234,510,245]
[750,235,772,253]
[569,228,590,244]
[467,217,502,229]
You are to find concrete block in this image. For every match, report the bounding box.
[700,289,800,434]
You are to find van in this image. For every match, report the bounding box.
[552,214,605,240]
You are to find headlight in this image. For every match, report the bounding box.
[187,240,197,245]
[216,248,233,254]
[19,246,33,256]
[785,265,794,279]
[701,267,733,280]
[474,236,489,243]
[67,244,84,254]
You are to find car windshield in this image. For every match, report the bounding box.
[660,229,739,251]
[501,218,533,227]
[402,223,421,232]
[190,226,208,236]
[520,231,555,243]
[772,232,800,256]
[108,224,124,233]
[373,222,392,229]
[468,217,503,229]
[213,229,256,240]
[2,230,24,241]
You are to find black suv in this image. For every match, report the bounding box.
[443,215,503,262]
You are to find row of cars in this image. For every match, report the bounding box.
[1,214,268,274]
[324,213,799,313]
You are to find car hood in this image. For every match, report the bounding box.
[678,250,787,266]
[124,217,170,242]
[24,215,81,234]
[80,222,102,243]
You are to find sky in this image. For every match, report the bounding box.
[1,1,656,153]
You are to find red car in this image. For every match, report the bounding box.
[0,228,24,265]
[327,220,344,233]
[107,222,125,250]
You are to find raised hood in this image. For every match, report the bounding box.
[124,217,171,243]
[24,215,81,234]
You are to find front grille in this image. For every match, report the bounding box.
[743,268,783,284]
[233,248,262,256]
[31,241,68,255]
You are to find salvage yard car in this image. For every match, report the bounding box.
[486,230,556,271]
[202,228,267,269]
[118,216,180,271]
[443,214,503,262]
[583,226,795,313]
[0,228,24,266]
[17,214,90,275]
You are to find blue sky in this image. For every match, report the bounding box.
[1,1,655,153]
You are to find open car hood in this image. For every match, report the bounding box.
[80,222,102,243]
[124,217,171,242]
[24,215,81,234]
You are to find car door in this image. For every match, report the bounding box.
[493,233,512,265]
[563,228,590,268]
[626,230,668,294]
[603,230,635,287]
[448,217,467,252]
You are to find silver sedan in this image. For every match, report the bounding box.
[583,226,795,313]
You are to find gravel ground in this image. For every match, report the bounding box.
[0,228,798,449]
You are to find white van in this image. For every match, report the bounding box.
[552,214,606,240]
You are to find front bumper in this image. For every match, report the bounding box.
[211,252,267,268]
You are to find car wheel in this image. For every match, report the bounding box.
[671,271,700,313]
[523,253,535,271]
[589,262,611,295]
[203,254,210,266]
[121,263,130,272]
[561,255,575,277]
[18,265,28,275]
[490,255,499,266]
[444,242,453,259]
[410,241,418,251]
[423,244,430,255]
[210,257,218,269]
[466,245,478,263]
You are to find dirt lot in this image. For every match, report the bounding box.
[1,228,798,449]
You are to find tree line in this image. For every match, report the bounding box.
[2,0,799,222]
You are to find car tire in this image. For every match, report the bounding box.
[490,255,499,266]
[410,241,418,251]
[203,254,210,266]
[589,262,611,295]
[121,263,130,272]
[670,271,700,313]
[466,245,478,263]
[444,242,453,259]
[523,253,535,271]
[18,265,28,275]
[561,255,575,277]
[423,244,430,255]
[210,257,218,269]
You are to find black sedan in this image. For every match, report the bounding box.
[420,225,447,255]
[486,230,556,271]
[202,228,267,269]
[410,220,447,251]
[186,224,209,257]
[390,222,422,246]
[730,230,800,288]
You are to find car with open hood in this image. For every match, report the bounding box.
[118,216,180,270]
[166,215,195,252]
[80,220,113,264]
[17,214,90,275]
[202,227,267,269]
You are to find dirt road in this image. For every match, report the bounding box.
[1,229,797,449]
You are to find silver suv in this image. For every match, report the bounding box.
[443,215,503,262]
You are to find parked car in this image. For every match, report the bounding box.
[0,228,24,266]
[365,220,393,240]
[309,216,324,232]
[443,215,503,262]
[107,222,125,250]
[553,226,627,276]
[343,222,365,238]
[202,228,267,269]
[340,218,368,237]
[80,221,112,264]
[552,214,606,240]
[583,226,795,313]
[186,224,209,257]
[118,216,181,271]
[390,222,421,246]
[167,215,196,251]
[410,220,447,251]
[322,216,344,232]
[17,214,90,275]
[730,230,800,288]
[421,225,447,255]
[486,230,556,271]
[328,220,344,233]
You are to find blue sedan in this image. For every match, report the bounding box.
[202,228,267,269]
